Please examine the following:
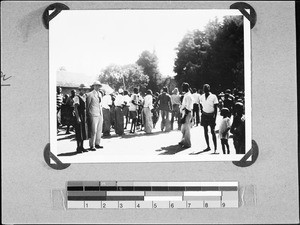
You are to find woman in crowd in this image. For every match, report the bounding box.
[73,84,89,153]
[65,90,76,134]
[179,83,193,148]
[170,87,182,130]
[143,89,154,134]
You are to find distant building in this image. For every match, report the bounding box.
[56,70,95,95]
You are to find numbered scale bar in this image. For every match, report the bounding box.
[67,181,238,209]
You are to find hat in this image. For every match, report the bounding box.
[92,81,102,86]
[221,107,229,113]
[221,107,230,116]
[118,88,124,94]
[235,102,244,107]
[78,84,86,89]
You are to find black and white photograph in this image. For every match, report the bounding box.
[49,9,251,163]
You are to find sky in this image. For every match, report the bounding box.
[49,9,242,83]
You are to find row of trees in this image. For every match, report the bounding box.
[98,16,244,94]
[174,16,244,93]
[98,50,167,94]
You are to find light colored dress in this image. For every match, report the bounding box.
[143,94,153,134]
[180,91,193,147]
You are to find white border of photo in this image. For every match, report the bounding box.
[49,9,251,163]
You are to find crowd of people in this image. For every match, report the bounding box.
[56,81,245,155]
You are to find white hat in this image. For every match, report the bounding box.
[118,88,124,94]
[92,81,102,86]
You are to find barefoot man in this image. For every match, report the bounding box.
[200,84,219,153]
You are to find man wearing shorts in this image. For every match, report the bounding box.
[200,84,219,153]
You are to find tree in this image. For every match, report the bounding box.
[98,64,149,93]
[122,64,149,93]
[136,50,162,93]
[173,30,208,88]
[173,16,244,93]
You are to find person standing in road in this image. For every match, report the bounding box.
[74,84,89,153]
[102,91,113,137]
[143,89,154,134]
[86,81,104,151]
[170,87,181,130]
[56,86,63,133]
[200,84,219,153]
[157,87,173,132]
[179,82,193,148]
[192,88,201,126]
[114,89,125,136]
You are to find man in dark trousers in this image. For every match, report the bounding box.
[200,84,219,153]
[192,88,201,126]
[74,84,89,153]
[157,87,173,132]
[230,102,245,154]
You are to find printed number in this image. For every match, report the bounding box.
[170,203,174,208]
[85,203,89,208]
[222,203,225,207]
[204,203,208,208]
[119,203,123,208]
[153,203,157,208]
[187,202,192,208]
[136,203,140,208]
[103,203,106,208]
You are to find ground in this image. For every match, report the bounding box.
[56,112,241,163]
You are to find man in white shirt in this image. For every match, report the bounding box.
[114,89,125,135]
[200,84,219,153]
[179,82,193,148]
[129,87,140,133]
[192,88,201,126]
[102,92,112,137]
[143,89,154,134]
[123,90,131,129]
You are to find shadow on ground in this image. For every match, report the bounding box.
[157,144,190,155]
[57,151,79,156]
[189,148,212,155]
[102,130,166,139]
[57,134,76,141]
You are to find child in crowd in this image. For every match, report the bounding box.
[219,108,231,154]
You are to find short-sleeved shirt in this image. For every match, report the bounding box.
[123,95,131,107]
[158,92,172,111]
[219,117,231,139]
[102,94,112,109]
[114,94,124,107]
[129,94,139,111]
[143,94,153,110]
[200,93,219,113]
[192,93,201,105]
[171,94,181,105]
[181,91,193,112]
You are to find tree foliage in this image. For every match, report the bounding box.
[136,50,163,93]
[174,16,244,93]
[98,64,149,92]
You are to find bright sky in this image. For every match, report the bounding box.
[49,9,241,82]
